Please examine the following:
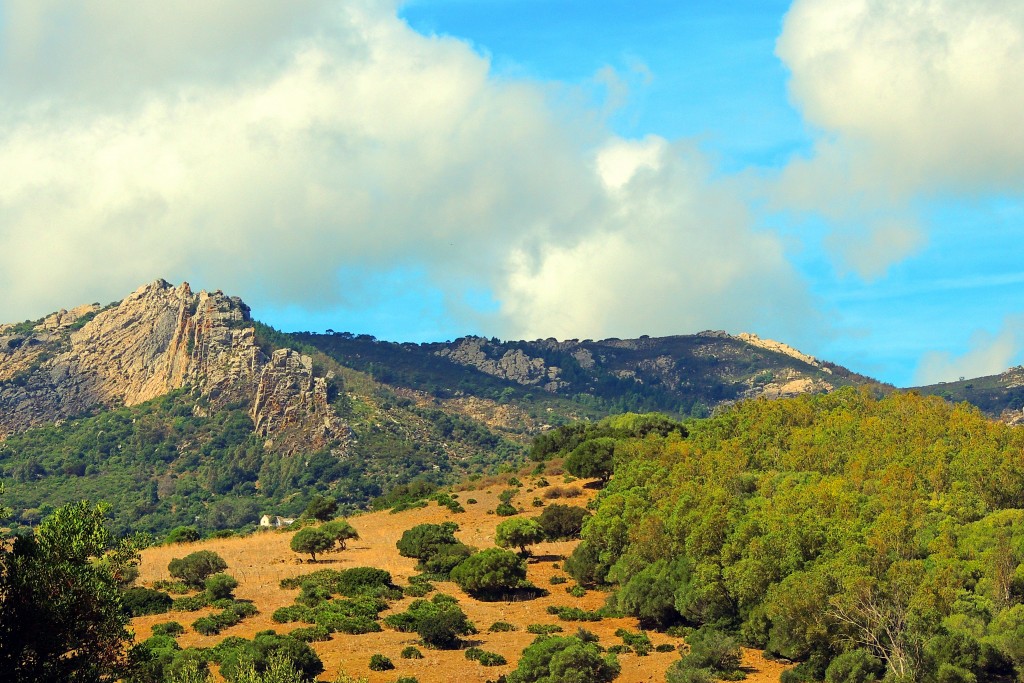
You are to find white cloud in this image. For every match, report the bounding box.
[774,0,1024,277]
[915,315,1024,384]
[0,0,816,347]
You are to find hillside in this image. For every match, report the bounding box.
[915,365,1024,425]
[0,279,881,537]
[130,475,791,683]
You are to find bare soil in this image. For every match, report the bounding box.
[135,480,789,683]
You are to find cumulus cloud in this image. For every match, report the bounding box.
[0,0,814,346]
[914,315,1024,384]
[775,0,1024,276]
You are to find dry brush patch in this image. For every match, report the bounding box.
[134,480,788,682]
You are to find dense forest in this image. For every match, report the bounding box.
[548,389,1024,682]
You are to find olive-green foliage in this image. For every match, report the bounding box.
[123,586,174,616]
[396,522,459,561]
[506,634,621,683]
[400,645,424,659]
[290,528,334,562]
[0,501,141,683]
[302,495,338,521]
[546,605,602,621]
[537,504,591,540]
[495,517,546,554]
[367,654,393,671]
[526,624,564,635]
[495,502,518,516]
[168,550,228,587]
[450,548,527,599]
[209,631,323,682]
[465,647,507,666]
[824,649,885,682]
[280,567,394,597]
[319,520,359,549]
[383,594,474,648]
[489,621,517,632]
[573,389,1024,681]
[165,526,202,544]
[192,601,259,635]
[206,573,239,601]
[564,438,616,484]
[151,621,186,637]
[422,542,474,578]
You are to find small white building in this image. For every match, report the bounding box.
[259,515,296,528]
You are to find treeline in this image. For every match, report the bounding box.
[543,391,1024,682]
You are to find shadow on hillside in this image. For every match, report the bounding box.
[528,553,565,563]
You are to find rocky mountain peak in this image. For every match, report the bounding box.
[0,280,344,451]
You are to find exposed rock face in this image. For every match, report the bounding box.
[0,280,345,451]
[438,337,567,391]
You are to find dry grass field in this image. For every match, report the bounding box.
[134,479,789,683]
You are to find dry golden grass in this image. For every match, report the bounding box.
[134,480,788,683]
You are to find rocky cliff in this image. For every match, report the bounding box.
[0,280,346,451]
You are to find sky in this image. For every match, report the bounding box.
[1,0,1023,387]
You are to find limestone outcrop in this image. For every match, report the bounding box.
[0,280,345,451]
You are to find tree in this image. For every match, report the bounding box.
[168,550,228,587]
[396,522,459,562]
[495,517,546,554]
[205,573,239,601]
[290,528,335,562]
[302,495,338,522]
[564,438,616,484]
[450,548,526,598]
[0,500,141,683]
[320,520,359,550]
[507,634,620,683]
[537,504,591,540]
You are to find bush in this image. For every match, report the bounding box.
[567,585,586,598]
[465,648,507,666]
[495,502,518,517]
[273,605,314,623]
[564,438,616,484]
[165,526,201,544]
[546,605,602,622]
[495,517,546,555]
[303,495,339,521]
[384,596,474,649]
[616,628,652,656]
[506,634,620,683]
[368,654,394,671]
[527,624,564,635]
[212,631,324,681]
[678,627,742,676]
[401,645,424,659]
[151,621,185,637]
[123,587,173,616]
[320,520,359,550]
[537,504,591,540]
[550,575,568,585]
[450,548,527,599]
[205,573,239,601]
[289,625,331,642]
[396,523,459,561]
[422,542,474,579]
[168,551,228,588]
[824,649,886,683]
[172,595,209,612]
[489,621,517,632]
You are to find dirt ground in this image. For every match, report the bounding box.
[134,480,789,683]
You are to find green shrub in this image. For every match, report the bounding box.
[550,575,568,585]
[450,548,527,599]
[824,649,886,683]
[205,573,239,601]
[171,595,209,612]
[151,621,185,637]
[495,502,517,517]
[495,517,545,555]
[489,621,517,632]
[401,645,424,659]
[273,605,314,623]
[289,625,331,642]
[368,654,394,671]
[546,605,602,622]
[537,504,591,540]
[123,587,173,616]
[526,624,564,635]
[466,648,507,666]
[165,526,201,544]
[192,616,220,636]
[567,585,586,598]
[656,644,677,653]
[168,550,228,588]
[393,678,419,683]
[506,634,620,683]
[396,523,459,561]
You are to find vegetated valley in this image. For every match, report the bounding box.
[4,280,1024,683]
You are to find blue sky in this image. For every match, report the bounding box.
[1,1,1022,387]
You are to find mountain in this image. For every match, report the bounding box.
[0,278,942,537]
[915,365,1024,425]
